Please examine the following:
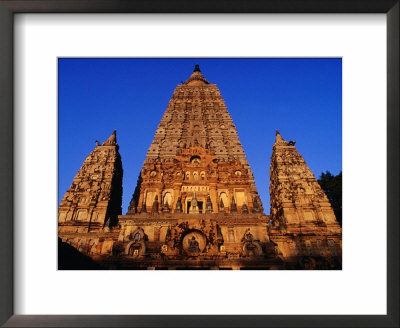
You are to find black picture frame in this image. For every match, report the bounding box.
[0,1,398,327]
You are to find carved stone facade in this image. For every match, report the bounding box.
[268,131,342,269]
[58,130,122,252]
[58,65,341,269]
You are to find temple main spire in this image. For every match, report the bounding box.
[185,65,209,85]
[133,65,262,214]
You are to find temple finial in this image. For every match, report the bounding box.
[102,130,117,146]
[275,130,296,146]
[275,130,287,145]
[185,65,209,85]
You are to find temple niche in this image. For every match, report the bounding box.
[58,65,341,270]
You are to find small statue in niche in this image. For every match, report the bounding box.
[246,231,254,242]
[140,198,147,213]
[162,202,170,213]
[188,236,200,253]
[219,198,225,211]
[174,197,183,213]
[230,196,237,213]
[205,196,213,213]
[241,229,254,243]
[252,196,261,213]
[151,195,159,213]
[216,224,224,246]
[133,231,141,242]
[189,193,200,214]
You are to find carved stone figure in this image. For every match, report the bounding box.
[188,236,200,253]
[219,198,225,211]
[151,195,159,213]
[252,196,262,213]
[162,202,170,213]
[174,198,183,213]
[140,199,147,213]
[189,193,200,214]
[205,196,213,213]
[133,232,141,242]
[230,196,237,213]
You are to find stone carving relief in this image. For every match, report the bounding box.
[58,131,123,229]
[125,228,147,257]
[241,229,263,257]
[182,231,206,255]
[269,131,341,242]
[136,72,262,212]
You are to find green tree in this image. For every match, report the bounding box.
[318,171,342,227]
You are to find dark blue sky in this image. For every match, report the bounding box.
[58,58,342,214]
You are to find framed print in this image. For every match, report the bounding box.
[57,57,343,272]
[0,1,398,327]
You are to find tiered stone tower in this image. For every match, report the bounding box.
[128,65,262,216]
[58,65,341,270]
[114,65,274,269]
[268,131,342,268]
[58,130,123,235]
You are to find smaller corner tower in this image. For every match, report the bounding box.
[58,130,123,233]
[268,131,342,269]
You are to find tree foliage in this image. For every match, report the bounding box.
[318,171,342,227]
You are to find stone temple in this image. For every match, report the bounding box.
[58,65,342,270]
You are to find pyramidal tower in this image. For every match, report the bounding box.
[58,130,123,235]
[115,65,277,269]
[128,64,262,215]
[268,131,342,268]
